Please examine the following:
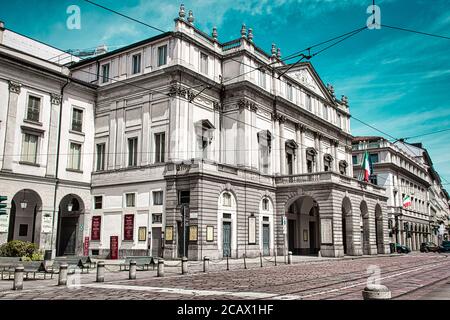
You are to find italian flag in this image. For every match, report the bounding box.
[403,195,412,208]
[361,151,372,182]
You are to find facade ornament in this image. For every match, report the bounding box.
[168,84,195,102]
[277,48,282,59]
[271,43,277,57]
[240,24,247,38]
[341,95,349,105]
[327,83,335,97]
[8,80,21,94]
[213,101,222,111]
[278,115,286,123]
[187,10,194,24]
[212,26,218,41]
[237,98,257,111]
[50,93,62,105]
[295,123,305,132]
[179,4,186,20]
[247,28,253,42]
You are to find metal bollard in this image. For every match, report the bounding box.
[203,256,210,273]
[181,256,188,275]
[129,260,137,280]
[58,263,69,286]
[96,261,105,283]
[362,284,392,300]
[243,253,247,269]
[260,252,263,268]
[226,255,229,271]
[13,265,24,291]
[157,259,165,277]
[274,253,277,266]
[288,251,292,264]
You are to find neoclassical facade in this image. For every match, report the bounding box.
[352,137,450,250]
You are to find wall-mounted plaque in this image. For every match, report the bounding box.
[138,227,147,241]
[91,216,101,241]
[248,216,256,245]
[41,214,53,234]
[189,225,198,242]
[206,226,214,242]
[83,237,90,256]
[0,214,8,233]
[321,219,333,245]
[110,236,118,260]
[303,229,309,242]
[124,214,134,241]
[165,226,173,241]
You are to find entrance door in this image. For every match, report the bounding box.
[58,217,78,256]
[342,217,347,254]
[287,153,293,175]
[309,221,317,254]
[177,222,188,258]
[152,227,162,257]
[288,219,295,253]
[223,222,231,257]
[263,224,270,256]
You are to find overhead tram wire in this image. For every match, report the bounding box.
[381,24,450,41]
[404,128,450,141]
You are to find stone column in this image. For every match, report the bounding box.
[279,116,286,175]
[107,103,117,169]
[333,140,339,173]
[301,127,306,173]
[273,115,280,174]
[2,81,21,171]
[317,134,323,172]
[141,94,151,165]
[46,94,62,177]
[295,124,302,174]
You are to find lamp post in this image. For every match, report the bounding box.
[20,190,27,209]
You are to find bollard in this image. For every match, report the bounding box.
[157,259,165,277]
[243,253,247,269]
[181,256,188,275]
[288,251,292,265]
[13,265,24,291]
[129,260,137,280]
[226,255,229,271]
[362,284,391,300]
[274,253,277,266]
[260,252,263,268]
[203,256,210,273]
[58,263,69,286]
[96,261,105,283]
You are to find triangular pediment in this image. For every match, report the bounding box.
[282,63,334,103]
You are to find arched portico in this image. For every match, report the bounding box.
[342,197,359,255]
[285,195,320,255]
[360,201,370,255]
[375,204,384,254]
[8,189,43,245]
[56,194,85,256]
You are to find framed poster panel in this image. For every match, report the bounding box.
[189,225,198,242]
[303,229,309,242]
[165,226,173,242]
[110,236,119,260]
[91,216,101,241]
[248,216,256,245]
[138,227,147,241]
[320,218,333,245]
[206,226,214,242]
[124,214,134,241]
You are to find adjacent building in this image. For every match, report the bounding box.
[352,137,450,250]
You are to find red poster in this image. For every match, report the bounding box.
[83,236,89,256]
[124,214,134,241]
[91,216,101,241]
[110,236,119,260]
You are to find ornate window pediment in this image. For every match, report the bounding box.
[195,119,215,142]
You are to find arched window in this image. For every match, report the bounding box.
[262,198,269,211]
[306,148,317,173]
[324,154,333,172]
[222,192,232,207]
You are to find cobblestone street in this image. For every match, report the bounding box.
[0,253,449,300]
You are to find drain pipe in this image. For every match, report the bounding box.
[49,77,70,259]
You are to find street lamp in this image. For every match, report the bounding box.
[20,190,27,209]
[67,200,73,212]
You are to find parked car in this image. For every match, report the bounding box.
[392,243,411,253]
[420,242,442,253]
[440,240,450,252]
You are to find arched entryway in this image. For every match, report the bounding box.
[360,201,370,255]
[286,196,320,255]
[8,189,43,245]
[375,204,383,254]
[342,197,354,255]
[217,191,237,258]
[56,194,84,256]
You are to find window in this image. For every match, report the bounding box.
[259,69,266,89]
[19,224,28,237]
[286,83,293,100]
[223,193,232,206]
[337,114,342,128]
[262,198,269,211]
[101,63,110,83]
[153,191,163,205]
[306,94,312,111]
[94,196,103,209]
[125,193,136,207]
[21,133,38,164]
[370,175,378,185]
[352,155,358,165]
[26,95,41,122]
[200,52,208,74]
[128,137,138,167]
[157,45,167,67]
[306,149,316,173]
[258,130,272,174]
[68,142,82,170]
[154,132,165,163]
[132,53,141,74]
[324,155,332,172]
[96,143,105,171]
[323,105,328,120]
[307,159,313,173]
[179,190,190,204]
[152,214,162,223]
[71,108,83,132]
[369,153,379,164]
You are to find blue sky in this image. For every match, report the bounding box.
[2,0,450,184]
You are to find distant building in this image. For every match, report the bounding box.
[352,137,450,250]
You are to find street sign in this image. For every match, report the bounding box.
[0,196,7,215]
